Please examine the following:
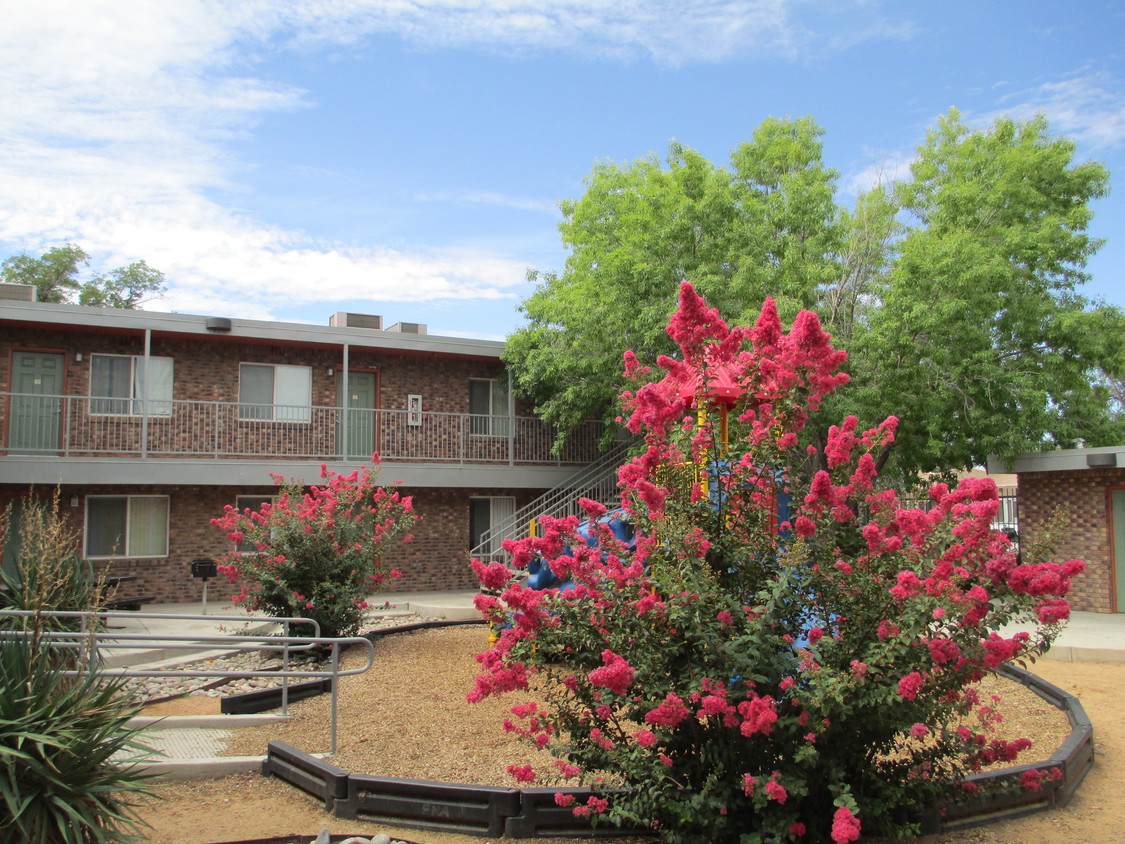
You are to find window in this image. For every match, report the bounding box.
[470,496,516,554]
[239,363,312,422]
[85,496,169,558]
[234,495,278,553]
[469,378,510,436]
[90,354,173,415]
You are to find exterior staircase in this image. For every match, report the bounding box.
[469,440,631,563]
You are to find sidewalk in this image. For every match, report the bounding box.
[100,594,1125,665]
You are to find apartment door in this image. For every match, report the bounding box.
[1113,490,1125,612]
[469,496,516,556]
[339,371,377,461]
[8,352,63,453]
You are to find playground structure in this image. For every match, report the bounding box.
[520,362,790,594]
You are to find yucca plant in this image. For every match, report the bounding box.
[0,631,154,843]
[0,490,102,630]
[0,491,155,843]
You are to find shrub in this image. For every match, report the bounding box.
[0,491,152,842]
[0,489,101,629]
[0,632,153,843]
[470,284,1080,843]
[211,457,417,638]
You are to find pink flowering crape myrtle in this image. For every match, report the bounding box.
[469,284,1080,843]
[211,455,416,638]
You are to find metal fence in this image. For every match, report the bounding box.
[2,392,603,466]
[900,486,1020,537]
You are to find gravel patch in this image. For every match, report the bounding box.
[119,612,446,706]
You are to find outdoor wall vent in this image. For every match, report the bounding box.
[330,312,382,330]
[1086,453,1118,468]
[386,321,427,335]
[205,317,232,332]
[0,283,36,302]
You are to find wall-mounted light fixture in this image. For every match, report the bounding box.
[70,496,79,508]
[327,367,335,376]
[75,353,83,362]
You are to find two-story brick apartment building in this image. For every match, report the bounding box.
[0,290,607,604]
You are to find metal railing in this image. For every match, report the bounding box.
[900,486,1020,536]
[0,609,372,755]
[469,440,631,561]
[1,392,604,466]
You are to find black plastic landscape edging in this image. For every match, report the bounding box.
[221,678,334,715]
[218,618,486,714]
[258,624,1093,838]
[922,663,1095,834]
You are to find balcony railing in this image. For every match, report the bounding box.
[1,393,603,466]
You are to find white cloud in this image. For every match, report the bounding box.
[987,71,1125,150]
[0,1,907,321]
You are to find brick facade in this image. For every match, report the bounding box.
[30,483,544,605]
[1,304,581,608]
[1018,467,1125,613]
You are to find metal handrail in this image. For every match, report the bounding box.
[2,391,604,466]
[470,440,630,561]
[0,609,367,754]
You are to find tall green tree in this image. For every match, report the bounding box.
[509,117,843,439]
[506,110,1124,477]
[0,244,165,309]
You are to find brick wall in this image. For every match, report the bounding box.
[3,482,543,605]
[1018,467,1125,613]
[1,325,540,458]
[2,324,508,411]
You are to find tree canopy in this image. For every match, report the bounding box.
[506,110,1125,479]
[1,244,165,309]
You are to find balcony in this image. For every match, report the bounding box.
[1,393,603,467]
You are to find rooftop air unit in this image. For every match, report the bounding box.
[329,312,383,330]
[386,322,427,335]
[0,283,36,301]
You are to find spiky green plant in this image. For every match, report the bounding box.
[0,490,155,842]
[0,489,103,629]
[0,631,153,843]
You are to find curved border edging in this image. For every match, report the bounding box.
[259,624,1093,838]
[924,662,1095,834]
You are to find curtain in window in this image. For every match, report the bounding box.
[128,497,168,557]
[86,498,127,556]
[470,379,511,436]
[491,379,511,437]
[134,357,173,415]
[274,365,311,422]
[91,356,133,414]
[240,364,311,421]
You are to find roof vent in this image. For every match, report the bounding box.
[330,312,382,330]
[205,317,232,332]
[386,321,427,335]
[0,283,36,302]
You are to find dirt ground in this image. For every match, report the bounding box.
[132,628,1125,844]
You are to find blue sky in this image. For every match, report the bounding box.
[1,1,1122,341]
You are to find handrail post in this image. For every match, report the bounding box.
[281,620,290,715]
[330,642,340,755]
